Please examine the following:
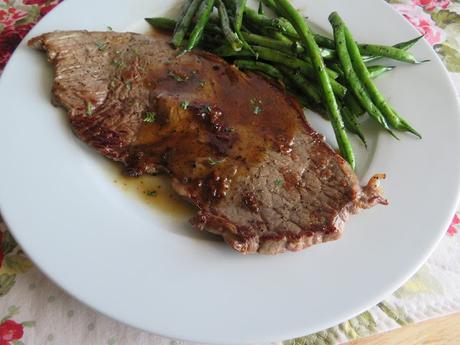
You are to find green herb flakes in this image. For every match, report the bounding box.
[202,105,212,114]
[146,190,157,197]
[180,100,189,110]
[85,102,94,116]
[95,41,107,51]
[274,179,284,187]
[207,157,224,166]
[143,112,156,123]
[111,59,125,69]
[250,98,263,115]
[168,70,187,82]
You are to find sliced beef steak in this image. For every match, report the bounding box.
[30,30,387,254]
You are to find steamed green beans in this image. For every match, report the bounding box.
[172,0,202,48]
[216,0,243,51]
[234,59,284,80]
[329,12,394,135]
[332,12,420,137]
[186,0,215,51]
[275,0,355,168]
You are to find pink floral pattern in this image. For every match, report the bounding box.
[0,320,23,345]
[0,0,61,71]
[0,7,27,28]
[412,0,451,12]
[448,214,460,236]
[392,4,445,45]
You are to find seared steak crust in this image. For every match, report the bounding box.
[30,31,387,254]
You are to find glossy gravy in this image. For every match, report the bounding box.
[112,165,195,217]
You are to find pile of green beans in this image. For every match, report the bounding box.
[145,0,424,169]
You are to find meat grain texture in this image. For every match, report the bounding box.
[30,31,387,254]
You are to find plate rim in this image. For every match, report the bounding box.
[1,0,460,344]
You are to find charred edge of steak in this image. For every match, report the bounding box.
[190,174,387,255]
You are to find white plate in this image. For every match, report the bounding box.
[1,0,460,344]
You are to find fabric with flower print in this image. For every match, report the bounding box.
[412,0,451,12]
[0,1,460,345]
[0,320,24,345]
[391,4,446,45]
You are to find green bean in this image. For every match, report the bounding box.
[234,0,246,30]
[277,65,322,104]
[186,0,215,52]
[222,0,234,12]
[313,34,336,49]
[214,45,346,96]
[172,0,202,48]
[359,44,425,64]
[287,86,329,118]
[242,31,335,60]
[368,65,395,79]
[244,7,280,31]
[270,31,294,43]
[329,12,394,135]
[216,0,243,51]
[146,16,223,38]
[276,0,355,168]
[261,0,282,14]
[242,32,301,54]
[336,13,421,137]
[363,35,425,63]
[204,21,224,35]
[289,89,311,109]
[344,93,365,117]
[342,105,367,146]
[234,59,284,80]
[229,0,256,55]
[264,17,337,49]
[215,45,339,78]
[258,0,264,14]
[145,17,176,31]
[262,10,423,58]
[242,6,299,46]
[394,35,424,50]
[339,67,395,118]
[329,63,343,75]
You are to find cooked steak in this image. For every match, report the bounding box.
[30,30,387,254]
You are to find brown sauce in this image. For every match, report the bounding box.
[110,163,195,218]
[123,32,303,205]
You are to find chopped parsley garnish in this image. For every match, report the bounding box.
[168,70,187,82]
[202,105,212,114]
[207,157,224,166]
[85,102,94,116]
[107,26,113,31]
[125,81,132,91]
[143,112,156,123]
[111,59,125,69]
[146,190,157,197]
[274,179,284,187]
[250,98,263,115]
[180,100,189,110]
[95,41,107,51]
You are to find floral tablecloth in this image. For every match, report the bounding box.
[1,0,460,344]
